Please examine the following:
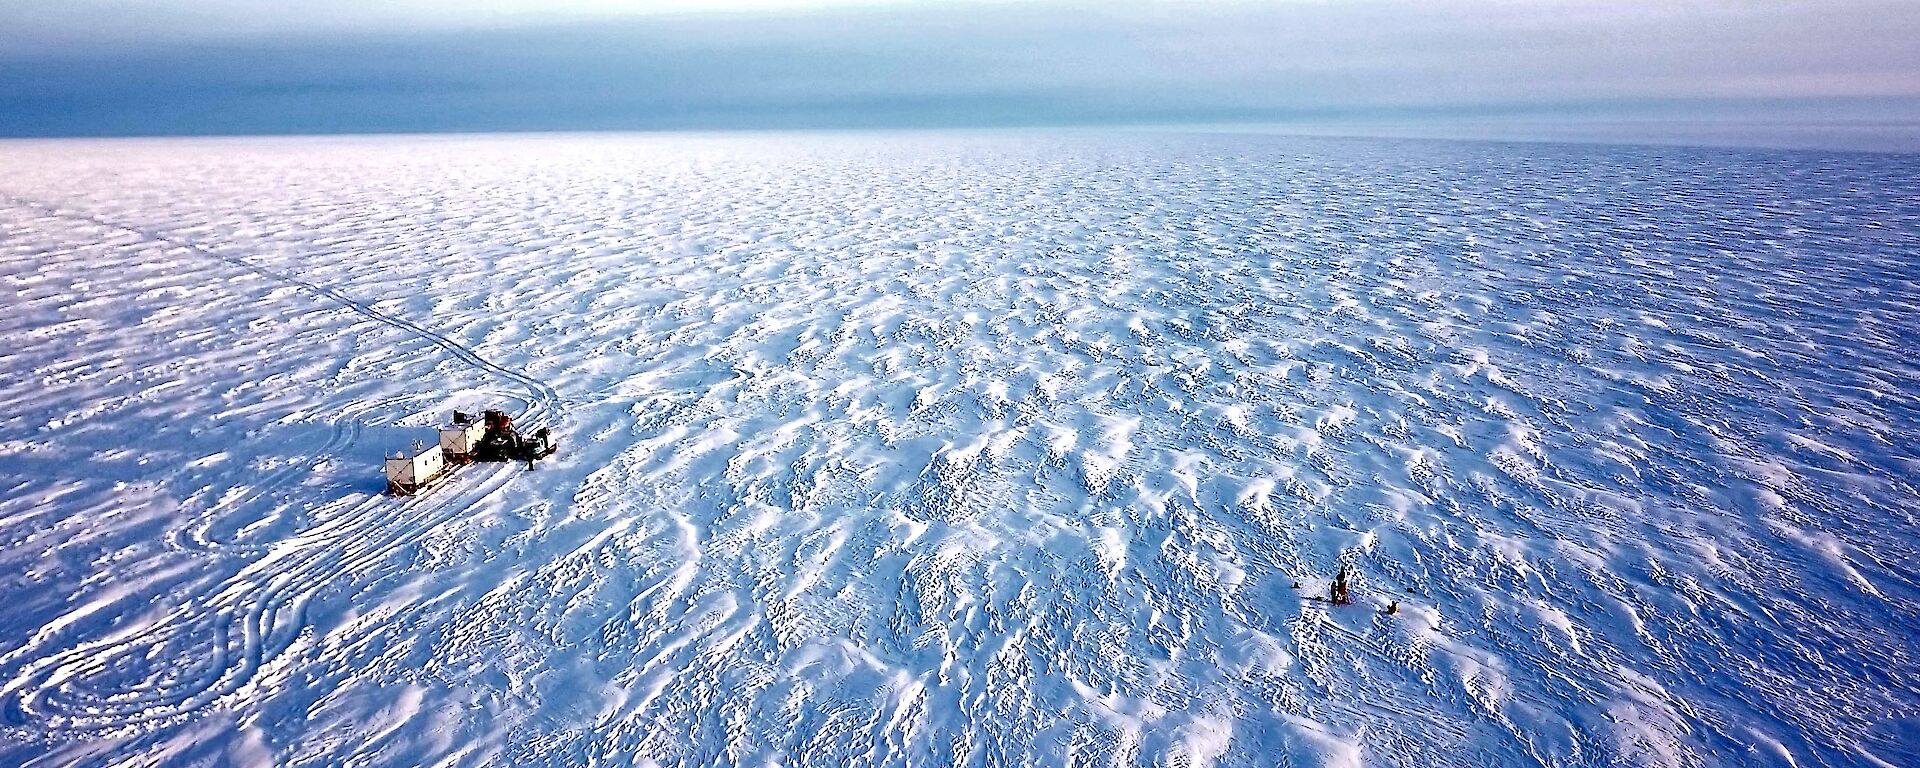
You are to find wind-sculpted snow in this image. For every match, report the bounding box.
[0,133,1916,767]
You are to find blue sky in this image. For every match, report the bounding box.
[3,0,1918,148]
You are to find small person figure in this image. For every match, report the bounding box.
[1330,564,1352,605]
[1290,580,1301,589]
[1385,600,1399,615]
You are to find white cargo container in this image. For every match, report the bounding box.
[384,444,448,495]
[439,420,488,461]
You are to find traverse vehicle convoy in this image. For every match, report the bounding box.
[385,409,556,495]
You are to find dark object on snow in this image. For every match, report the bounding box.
[1330,564,1353,605]
[1290,580,1301,589]
[473,410,557,463]
[1386,600,1399,615]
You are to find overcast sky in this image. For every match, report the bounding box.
[3,0,1918,148]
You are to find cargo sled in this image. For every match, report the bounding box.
[385,442,451,496]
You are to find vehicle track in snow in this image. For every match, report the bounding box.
[0,459,526,733]
[0,194,561,428]
[0,193,564,736]
[2,190,562,556]
[170,396,373,553]
[2,134,1917,767]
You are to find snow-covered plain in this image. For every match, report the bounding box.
[0,132,1916,767]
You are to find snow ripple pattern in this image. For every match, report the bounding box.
[0,133,1915,767]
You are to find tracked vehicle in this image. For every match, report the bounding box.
[385,409,556,495]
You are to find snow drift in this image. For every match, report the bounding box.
[0,132,1915,767]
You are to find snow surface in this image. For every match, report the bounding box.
[0,132,1916,767]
